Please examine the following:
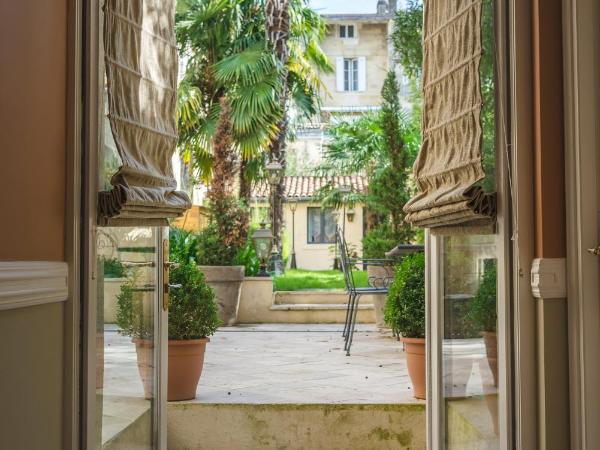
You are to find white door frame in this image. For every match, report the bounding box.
[563,0,600,448]
[81,1,169,447]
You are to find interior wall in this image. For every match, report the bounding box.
[0,0,67,261]
[0,303,65,450]
[0,2,69,450]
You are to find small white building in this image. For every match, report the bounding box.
[251,175,368,270]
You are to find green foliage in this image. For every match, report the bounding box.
[116,279,153,340]
[317,73,420,237]
[102,257,126,278]
[391,0,423,80]
[468,259,497,332]
[273,269,369,292]
[169,227,199,265]
[176,0,331,183]
[233,234,261,276]
[168,263,221,340]
[384,253,426,338]
[362,223,405,259]
[196,223,238,266]
[480,0,497,192]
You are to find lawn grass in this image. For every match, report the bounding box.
[273,269,370,291]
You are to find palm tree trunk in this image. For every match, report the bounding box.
[265,0,290,254]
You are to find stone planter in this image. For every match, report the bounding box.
[367,265,393,329]
[366,264,394,289]
[103,277,127,324]
[371,293,387,329]
[199,265,244,326]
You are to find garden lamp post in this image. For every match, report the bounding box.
[266,160,284,274]
[252,222,273,277]
[289,199,297,269]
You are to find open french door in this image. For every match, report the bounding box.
[82,1,168,448]
[426,0,513,448]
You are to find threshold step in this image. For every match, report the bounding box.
[270,303,374,311]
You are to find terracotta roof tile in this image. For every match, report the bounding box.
[251,175,368,201]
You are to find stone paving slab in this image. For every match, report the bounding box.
[194,324,422,404]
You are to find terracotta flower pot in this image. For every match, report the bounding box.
[402,336,426,400]
[481,331,498,387]
[133,338,154,400]
[168,338,209,401]
[199,265,244,326]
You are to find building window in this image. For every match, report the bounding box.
[339,24,355,39]
[307,207,337,243]
[344,58,359,91]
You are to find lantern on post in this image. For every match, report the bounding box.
[265,160,284,274]
[288,198,298,269]
[252,222,273,277]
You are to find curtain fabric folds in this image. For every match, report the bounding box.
[403,0,496,234]
[99,0,191,226]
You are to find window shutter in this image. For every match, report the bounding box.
[99,0,191,225]
[336,57,345,92]
[403,0,496,234]
[357,57,367,91]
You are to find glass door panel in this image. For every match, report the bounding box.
[441,234,499,449]
[95,227,161,449]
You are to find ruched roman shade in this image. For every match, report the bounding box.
[99,0,191,226]
[404,0,496,234]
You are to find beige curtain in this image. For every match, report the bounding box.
[99,0,191,226]
[404,0,496,233]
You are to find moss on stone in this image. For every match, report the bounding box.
[368,426,413,447]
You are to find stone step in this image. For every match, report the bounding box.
[270,303,373,311]
[262,303,375,324]
[168,403,426,450]
[273,290,350,305]
[237,278,379,324]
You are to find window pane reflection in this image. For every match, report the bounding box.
[442,234,499,449]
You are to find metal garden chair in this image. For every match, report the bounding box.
[336,227,395,356]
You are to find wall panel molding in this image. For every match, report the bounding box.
[0,261,68,311]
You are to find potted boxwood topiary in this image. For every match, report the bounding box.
[115,279,154,399]
[102,256,128,324]
[384,252,426,399]
[468,258,498,387]
[168,263,221,401]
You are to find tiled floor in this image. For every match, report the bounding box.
[195,324,421,404]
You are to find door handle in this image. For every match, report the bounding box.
[587,246,600,256]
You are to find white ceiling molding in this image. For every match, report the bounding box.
[0,261,69,311]
[531,258,567,299]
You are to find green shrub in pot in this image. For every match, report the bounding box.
[468,258,497,333]
[168,263,221,340]
[468,258,498,387]
[167,262,221,401]
[384,252,426,399]
[115,279,152,340]
[384,252,426,337]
